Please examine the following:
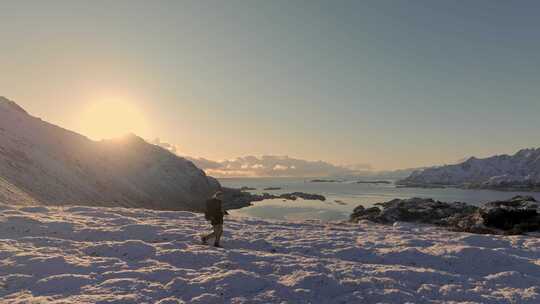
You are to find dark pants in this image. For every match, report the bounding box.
[203,224,223,245]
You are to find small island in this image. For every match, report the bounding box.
[221,187,326,209]
[309,179,342,183]
[239,186,257,191]
[356,180,392,184]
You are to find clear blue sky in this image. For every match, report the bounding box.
[1,1,539,169]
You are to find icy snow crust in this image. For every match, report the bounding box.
[1,204,540,303]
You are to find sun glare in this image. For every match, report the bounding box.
[77,99,150,140]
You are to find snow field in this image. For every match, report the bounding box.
[1,204,540,303]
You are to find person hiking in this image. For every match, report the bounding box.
[201,191,226,247]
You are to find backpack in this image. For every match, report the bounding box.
[205,198,221,220]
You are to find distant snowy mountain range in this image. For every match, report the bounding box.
[0,96,219,210]
[398,148,540,191]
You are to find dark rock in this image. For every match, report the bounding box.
[350,196,540,235]
[349,206,381,222]
[443,211,490,234]
[481,196,540,233]
[483,195,537,209]
[279,192,326,201]
[482,208,539,232]
[221,188,326,210]
[356,180,391,184]
[239,186,257,191]
[220,187,258,210]
[395,183,447,189]
[310,179,341,183]
[367,198,478,225]
[334,200,346,205]
[263,187,282,191]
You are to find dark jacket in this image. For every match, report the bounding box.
[205,198,224,225]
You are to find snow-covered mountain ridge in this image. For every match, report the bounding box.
[398,148,540,190]
[0,96,219,210]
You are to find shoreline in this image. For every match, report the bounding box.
[396,183,540,192]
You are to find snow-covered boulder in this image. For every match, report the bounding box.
[0,96,219,210]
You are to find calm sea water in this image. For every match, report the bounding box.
[219,177,540,222]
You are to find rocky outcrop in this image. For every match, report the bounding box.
[350,196,540,235]
[239,186,257,191]
[263,187,282,191]
[221,188,326,210]
[350,198,479,226]
[280,192,326,201]
[220,188,260,210]
[397,149,540,191]
[310,179,342,183]
[481,196,540,233]
[356,180,391,184]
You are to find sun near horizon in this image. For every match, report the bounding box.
[74,98,152,141]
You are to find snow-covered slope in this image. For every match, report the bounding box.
[398,148,540,190]
[0,96,219,210]
[1,203,539,303]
